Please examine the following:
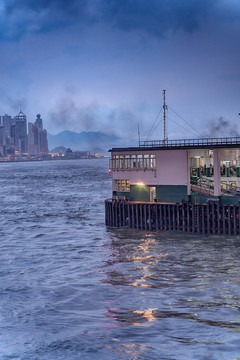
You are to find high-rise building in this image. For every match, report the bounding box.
[35,114,43,130]
[28,122,40,155]
[0,111,48,158]
[15,111,28,153]
[28,114,49,155]
[39,129,49,154]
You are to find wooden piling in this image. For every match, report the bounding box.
[217,203,221,234]
[227,206,231,235]
[159,205,163,231]
[222,206,226,234]
[155,204,159,231]
[177,204,180,231]
[105,199,240,235]
[148,204,151,231]
[144,205,147,230]
[173,205,176,231]
[163,205,167,231]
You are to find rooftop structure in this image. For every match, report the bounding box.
[108,135,240,206]
[111,136,240,151]
[105,89,240,234]
[106,136,240,234]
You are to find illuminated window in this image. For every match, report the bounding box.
[115,179,130,192]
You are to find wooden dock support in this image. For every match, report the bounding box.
[105,199,240,235]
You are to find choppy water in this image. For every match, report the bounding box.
[0,159,240,360]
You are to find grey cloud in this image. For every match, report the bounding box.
[1,0,240,41]
[48,97,100,132]
[0,91,27,114]
[47,95,143,138]
[100,0,240,37]
[0,0,91,40]
[208,116,240,137]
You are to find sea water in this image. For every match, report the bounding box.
[0,159,240,360]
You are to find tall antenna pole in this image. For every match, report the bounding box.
[163,89,167,142]
[138,123,140,146]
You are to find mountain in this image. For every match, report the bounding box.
[48,131,120,153]
[50,146,67,154]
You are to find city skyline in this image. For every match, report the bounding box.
[0,0,240,141]
[0,111,49,157]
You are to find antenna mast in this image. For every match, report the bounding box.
[163,89,167,142]
[138,123,140,146]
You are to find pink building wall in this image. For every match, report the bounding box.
[111,149,188,186]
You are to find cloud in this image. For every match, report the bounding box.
[1,0,240,41]
[0,90,27,113]
[99,0,240,38]
[100,0,210,36]
[208,116,240,137]
[0,0,91,40]
[48,97,100,133]
[47,91,145,138]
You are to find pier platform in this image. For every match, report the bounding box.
[105,199,240,235]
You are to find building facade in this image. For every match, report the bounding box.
[109,137,240,205]
[0,112,49,158]
[28,114,49,156]
[15,111,28,154]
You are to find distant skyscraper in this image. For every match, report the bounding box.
[28,122,40,155]
[35,114,43,130]
[28,114,49,155]
[15,111,28,153]
[1,114,12,139]
[0,111,49,157]
[39,129,49,154]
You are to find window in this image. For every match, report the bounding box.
[115,155,119,169]
[144,154,150,169]
[119,155,124,169]
[111,155,116,169]
[137,155,143,169]
[150,155,156,169]
[115,179,130,192]
[111,153,156,170]
[130,155,137,169]
[124,155,130,169]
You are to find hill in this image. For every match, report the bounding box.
[48,131,120,153]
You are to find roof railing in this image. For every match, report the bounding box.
[139,137,240,148]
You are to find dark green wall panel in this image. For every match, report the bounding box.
[130,185,150,201]
[156,185,188,203]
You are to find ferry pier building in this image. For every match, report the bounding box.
[105,137,240,234]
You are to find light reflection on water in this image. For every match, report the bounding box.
[100,229,240,359]
[0,160,240,359]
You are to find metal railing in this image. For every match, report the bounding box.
[140,137,240,148]
[191,177,240,196]
[191,178,214,195]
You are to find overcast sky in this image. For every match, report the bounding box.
[0,0,240,141]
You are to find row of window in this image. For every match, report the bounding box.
[111,154,156,170]
[115,179,130,192]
